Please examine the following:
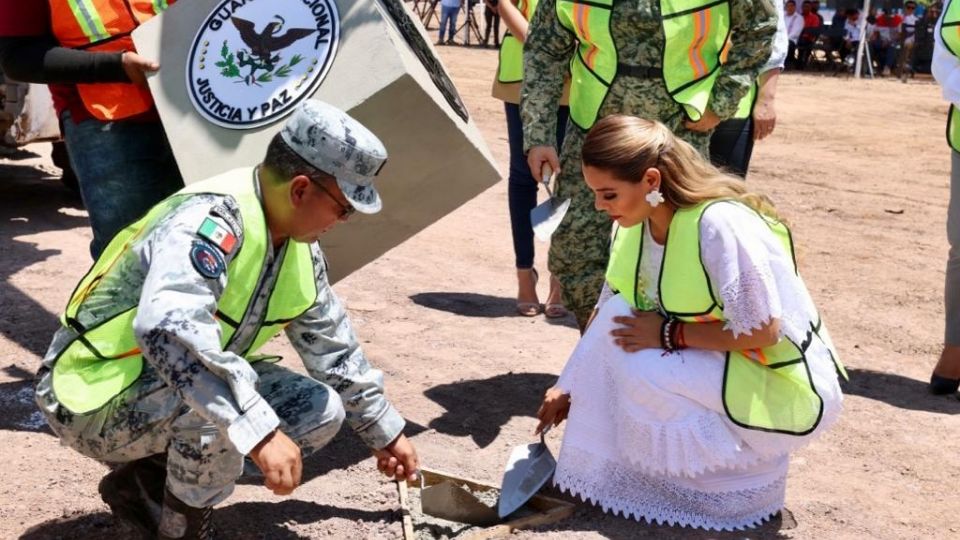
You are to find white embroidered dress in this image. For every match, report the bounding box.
[553,202,843,531]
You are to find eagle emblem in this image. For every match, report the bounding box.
[216,15,316,85]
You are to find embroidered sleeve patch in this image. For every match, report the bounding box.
[190,241,226,279]
[198,216,238,255]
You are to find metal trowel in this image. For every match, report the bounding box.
[530,165,570,241]
[420,479,500,526]
[497,425,556,518]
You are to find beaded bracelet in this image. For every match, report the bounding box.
[660,317,688,352]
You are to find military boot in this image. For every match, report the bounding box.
[157,489,215,540]
[98,453,167,539]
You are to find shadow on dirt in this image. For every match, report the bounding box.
[841,368,960,414]
[424,372,557,448]
[0,157,85,359]
[410,291,577,328]
[19,500,397,540]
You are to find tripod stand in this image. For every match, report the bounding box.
[418,0,440,29]
[455,2,483,46]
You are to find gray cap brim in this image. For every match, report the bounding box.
[336,177,382,214]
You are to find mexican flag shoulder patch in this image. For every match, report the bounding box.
[197,217,238,255]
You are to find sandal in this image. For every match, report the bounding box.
[517,268,542,317]
[544,274,567,319]
[544,303,568,318]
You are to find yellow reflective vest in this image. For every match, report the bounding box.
[52,169,318,414]
[604,200,846,435]
[942,0,960,152]
[555,0,731,130]
[498,0,538,83]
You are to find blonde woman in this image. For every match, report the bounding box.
[536,115,845,530]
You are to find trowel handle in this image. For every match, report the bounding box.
[540,164,555,198]
[540,424,552,443]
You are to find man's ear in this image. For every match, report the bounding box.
[289,175,312,208]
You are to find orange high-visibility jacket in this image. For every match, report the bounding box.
[49,0,176,120]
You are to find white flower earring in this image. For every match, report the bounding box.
[645,189,665,208]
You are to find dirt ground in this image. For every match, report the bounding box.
[2,42,959,540]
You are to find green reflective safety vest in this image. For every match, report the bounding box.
[942,0,960,152]
[497,0,539,83]
[555,0,730,130]
[52,168,318,414]
[604,200,846,435]
[733,81,757,119]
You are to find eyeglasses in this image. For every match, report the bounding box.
[314,181,356,220]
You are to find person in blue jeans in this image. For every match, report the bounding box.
[438,0,462,45]
[0,1,184,260]
[494,0,570,317]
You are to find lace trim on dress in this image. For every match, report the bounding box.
[718,264,782,338]
[612,400,770,477]
[554,445,786,532]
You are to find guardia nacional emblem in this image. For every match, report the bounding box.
[187,0,340,129]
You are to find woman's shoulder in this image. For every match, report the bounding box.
[697,200,782,251]
[699,200,766,229]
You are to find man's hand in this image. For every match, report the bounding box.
[373,434,419,482]
[527,145,561,183]
[121,52,160,88]
[249,429,302,496]
[535,387,570,435]
[684,108,721,133]
[610,309,664,352]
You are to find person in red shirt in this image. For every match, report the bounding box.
[874,8,904,74]
[0,0,184,259]
[797,0,822,68]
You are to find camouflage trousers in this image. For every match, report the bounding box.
[549,112,710,328]
[36,361,344,508]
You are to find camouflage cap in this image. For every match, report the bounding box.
[280,100,388,214]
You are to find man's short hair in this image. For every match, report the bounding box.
[786,1,796,6]
[263,133,335,185]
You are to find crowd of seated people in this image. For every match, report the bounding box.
[786,0,939,78]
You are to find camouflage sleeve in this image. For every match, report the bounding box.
[285,244,405,450]
[132,197,281,457]
[520,0,575,152]
[710,0,779,119]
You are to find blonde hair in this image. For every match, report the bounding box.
[581,115,781,221]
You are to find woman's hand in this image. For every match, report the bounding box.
[684,108,721,132]
[527,145,560,183]
[610,310,664,353]
[535,387,570,434]
[752,95,776,140]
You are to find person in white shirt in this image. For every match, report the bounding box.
[898,1,919,80]
[842,8,862,61]
[930,0,960,398]
[784,0,804,69]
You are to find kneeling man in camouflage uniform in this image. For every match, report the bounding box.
[34,100,419,539]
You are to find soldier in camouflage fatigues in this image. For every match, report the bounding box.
[520,0,778,328]
[35,101,418,540]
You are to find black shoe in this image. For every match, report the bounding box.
[158,489,215,540]
[98,454,167,539]
[929,373,960,395]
